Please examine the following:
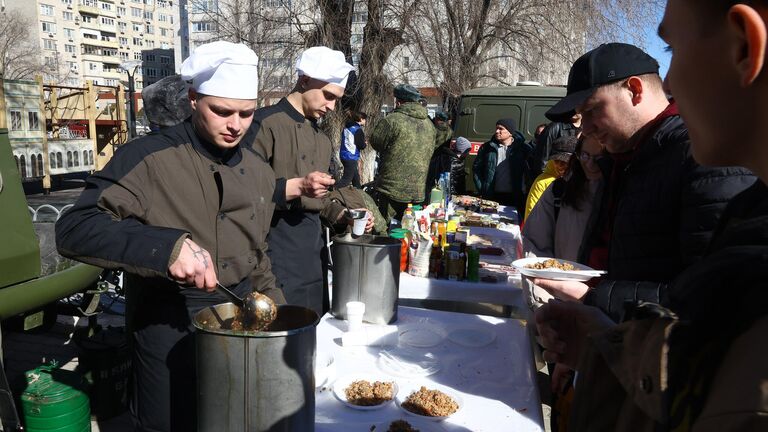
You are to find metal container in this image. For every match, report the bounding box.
[21,364,91,432]
[193,304,319,432]
[330,233,400,324]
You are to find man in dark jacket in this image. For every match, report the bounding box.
[56,42,282,432]
[536,1,768,429]
[472,118,532,212]
[535,43,754,322]
[247,46,371,316]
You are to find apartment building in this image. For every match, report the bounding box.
[6,0,180,90]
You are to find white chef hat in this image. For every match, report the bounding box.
[295,46,355,89]
[180,41,259,99]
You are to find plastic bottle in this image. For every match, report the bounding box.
[401,208,415,232]
[466,246,480,282]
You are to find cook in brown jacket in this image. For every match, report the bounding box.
[247,46,372,315]
[56,42,281,432]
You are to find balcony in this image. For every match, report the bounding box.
[77,3,100,15]
[91,38,120,49]
[79,20,101,31]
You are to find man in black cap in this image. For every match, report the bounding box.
[472,118,532,213]
[533,43,753,321]
[370,84,437,224]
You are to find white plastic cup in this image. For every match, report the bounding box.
[352,211,370,236]
[345,301,366,332]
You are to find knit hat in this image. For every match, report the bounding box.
[496,118,517,134]
[434,111,449,121]
[393,84,422,102]
[548,136,578,162]
[455,136,471,153]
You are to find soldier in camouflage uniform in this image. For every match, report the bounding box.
[370,84,438,224]
[433,111,452,148]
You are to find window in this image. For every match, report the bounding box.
[28,112,40,130]
[131,7,142,17]
[145,24,154,34]
[118,22,127,32]
[82,0,97,6]
[42,22,57,33]
[134,52,142,60]
[192,21,215,32]
[117,6,126,15]
[132,37,142,46]
[64,28,75,39]
[44,57,56,68]
[144,53,156,62]
[50,152,57,169]
[351,33,362,44]
[145,68,158,77]
[105,78,117,86]
[160,42,170,49]
[132,23,142,32]
[143,11,153,20]
[61,0,72,5]
[89,62,99,71]
[103,48,118,57]
[160,55,171,64]
[19,155,27,178]
[119,52,129,60]
[144,0,154,5]
[352,11,367,23]
[100,2,112,11]
[145,40,154,48]
[40,4,55,16]
[67,78,79,86]
[56,152,63,167]
[74,151,79,167]
[81,14,95,23]
[160,28,170,37]
[158,13,167,22]
[43,39,57,50]
[88,150,94,165]
[83,150,88,165]
[36,154,43,177]
[119,37,128,46]
[190,0,218,12]
[65,44,76,53]
[62,11,74,20]
[10,111,22,130]
[83,34,97,40]
[158,0,169,7]
[67,151,73,167]
[101,17,115,26]
[30,154,37,177]
[67,61,77,70]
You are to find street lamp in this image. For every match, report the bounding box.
[119,60,142,139]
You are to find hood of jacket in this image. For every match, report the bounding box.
[393,102,429,120]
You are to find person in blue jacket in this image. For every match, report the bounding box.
[338,110,367,188]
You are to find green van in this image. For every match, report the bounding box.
[452,84,566,193]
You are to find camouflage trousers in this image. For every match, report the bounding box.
[374,193,410,227]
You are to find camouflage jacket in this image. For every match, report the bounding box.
[434,123,452,148]
[370,102,437,203]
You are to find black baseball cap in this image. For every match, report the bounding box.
[546,43,660,122]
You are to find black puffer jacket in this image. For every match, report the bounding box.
[582,114,755,321]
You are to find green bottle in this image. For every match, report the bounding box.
[466,246,480,282]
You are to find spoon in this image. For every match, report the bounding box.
[215,282,277,331]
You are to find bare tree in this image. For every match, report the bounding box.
[403,0,665,113]
[0,10,48,80]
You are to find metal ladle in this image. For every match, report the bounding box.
[215,282,277,331]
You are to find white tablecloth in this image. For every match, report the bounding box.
[398,226,525,310]
[315,306,544,432]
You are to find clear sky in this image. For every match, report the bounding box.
[644,7,671,78]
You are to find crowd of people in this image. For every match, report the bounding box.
[52,0,768,430]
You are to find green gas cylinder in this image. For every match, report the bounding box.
[21,364,91,432]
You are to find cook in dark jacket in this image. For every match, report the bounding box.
[536,43,753,322]
[247,46,373,316]
[55,42,282,432]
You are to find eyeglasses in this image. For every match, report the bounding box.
[577,151,602,163]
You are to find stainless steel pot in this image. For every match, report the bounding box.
[330,233,400,324]
[193,304,319,432]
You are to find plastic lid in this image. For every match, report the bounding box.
[413,205,423,211]
[389,231,406,239]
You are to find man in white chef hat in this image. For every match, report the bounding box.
[56,41,284,432]
[247,46,374,316]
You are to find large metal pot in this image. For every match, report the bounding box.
[330,233,400,324]
[193,304,319,432]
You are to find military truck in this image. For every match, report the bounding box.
[451,83,566,193]
[0,127,102,430]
